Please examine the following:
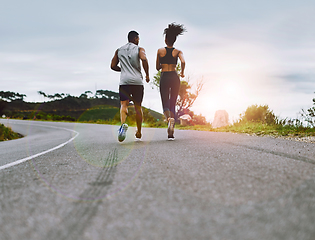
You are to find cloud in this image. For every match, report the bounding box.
[277,73,315,94]
[1,0,315,119]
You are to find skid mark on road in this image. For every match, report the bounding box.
[45,149,118,240]
[226,142,315,165]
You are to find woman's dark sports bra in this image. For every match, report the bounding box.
[159,47,178,64]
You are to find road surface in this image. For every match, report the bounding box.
[1,119,315,240]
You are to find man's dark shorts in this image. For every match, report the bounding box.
[119,85,144,105]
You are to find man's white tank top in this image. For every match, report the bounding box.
[118,43,143,85]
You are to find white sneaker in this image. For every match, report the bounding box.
[135,131,142,141]
[118,123,128,142]
[167,118,175,138]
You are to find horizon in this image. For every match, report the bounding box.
[1,88,314,124]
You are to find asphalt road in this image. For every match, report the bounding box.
[1,119,315,240]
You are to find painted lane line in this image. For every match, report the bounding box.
[0,123,79,171]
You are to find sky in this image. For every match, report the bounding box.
[1,0,315,122]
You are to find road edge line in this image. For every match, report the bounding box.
[0,123,79,171]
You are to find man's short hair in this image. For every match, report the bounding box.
[128,31,139,42]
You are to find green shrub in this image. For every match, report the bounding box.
[192,114,208,125]
[0,124,22,141]
[63,115,76,121]
[78,106,119,122]
[300,94,315,127]
[239,104,277,125]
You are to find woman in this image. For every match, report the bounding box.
[156,23,186,140]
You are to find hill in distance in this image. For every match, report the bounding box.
[1,90,163,123]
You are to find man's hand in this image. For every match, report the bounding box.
[145,75,150,83]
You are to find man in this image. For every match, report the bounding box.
[111,31,150,142]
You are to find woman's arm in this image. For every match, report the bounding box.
[156,50,162,71]
[178,50,185,78]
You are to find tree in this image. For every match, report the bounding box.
[37,91,47,102]
[0,100,7,115]
[95,90,119,100]
[239,104,277,125]
[84,91,93,98]
[152,64,204,119]
[300,92,315,127]
[176,76,204,118]
[191,113,208,125]
[79,93,88,99]
[38,91,67,101]
[0,91,26,101]
[15,93,26,101]
[53,93,64,100]
[47,94,55,101]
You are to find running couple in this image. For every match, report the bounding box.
[111,23,186,142]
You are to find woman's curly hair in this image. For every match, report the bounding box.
[164,23,186,46]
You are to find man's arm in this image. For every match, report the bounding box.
[139,47,150,83]
[110,49,121,72]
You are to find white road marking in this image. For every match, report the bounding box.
[0,121,79,171]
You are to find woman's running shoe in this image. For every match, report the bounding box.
[118,123,128,142]
[167,135,175,141]
[167,118,175,137]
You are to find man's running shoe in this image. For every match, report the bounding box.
[135,131,142,141]
[118,123,128,142]
[167,118,175,137]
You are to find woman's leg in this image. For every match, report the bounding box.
[134,103,143,136]
[169,73,180,119]
[160,73,171,120]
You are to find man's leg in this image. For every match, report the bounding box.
[134,103,143,136]
[130,85,144,139]
[117,100,129,142]
[120,100,129,124]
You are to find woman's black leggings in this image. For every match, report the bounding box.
[159,71,180,119]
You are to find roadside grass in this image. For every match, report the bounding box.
[176,102,315,138]
[77,119,168,128]
[175,119,315,139]
[76,118,315,138]
[177,124,214,131]
[0,123,23,141]
[6,117,314,138]
[3,115,314,141]
[198,121,315,138]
